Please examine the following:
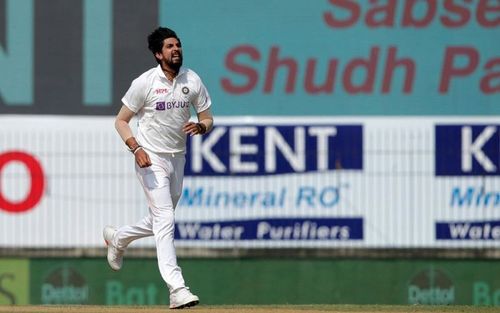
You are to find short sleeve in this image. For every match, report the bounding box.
[193,80,212,113]
[121,77,147,113]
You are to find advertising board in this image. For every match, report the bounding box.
[0,116,498,249]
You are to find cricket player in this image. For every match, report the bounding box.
[103,26,213,309]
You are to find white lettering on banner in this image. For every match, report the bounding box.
[450,187,500,208]
[191,127,227,173]
[189,126,338,174]
[265,127,305,172]
[256,221,350,240]
[461,126,497,172]
[448,223,500,240]
[230,127,258,173]
[309,126,337,170]
[177,223,245,240]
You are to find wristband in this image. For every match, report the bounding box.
[130,145,143,154]
[196,123,207,134]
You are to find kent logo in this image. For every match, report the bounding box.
[435,125,499,176]
[185,124,363,176]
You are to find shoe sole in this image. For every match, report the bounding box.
[170,299,199,309]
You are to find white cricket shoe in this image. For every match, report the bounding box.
[169,287,199,309]
[103,225,124,271]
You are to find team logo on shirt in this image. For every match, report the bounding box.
[182,87,189,95]
[155,101,166,110]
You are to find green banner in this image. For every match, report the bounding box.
[29,258,167,305]
[0,259,29,305]
[29,258,500,306]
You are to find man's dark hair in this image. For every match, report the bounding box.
[147,27,181,63]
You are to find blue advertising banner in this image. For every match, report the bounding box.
[436,220,500,240]
[435,125,499,176]
[185,124,363,176]
[175,217,363,241]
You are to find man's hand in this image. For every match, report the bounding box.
[125,136,152,168]
[183,122,206,136]
[134,148,152,168]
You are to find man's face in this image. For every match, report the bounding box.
[156,37,183,69]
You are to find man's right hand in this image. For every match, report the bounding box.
[134,148,152,168]
[125,136,152,168]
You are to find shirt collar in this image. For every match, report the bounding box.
[156,65,187,81]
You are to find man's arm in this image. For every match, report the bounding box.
[183,108,214,136]
[115,105,135,142]
[115,105,152,167]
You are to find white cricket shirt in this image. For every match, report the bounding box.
[122,65,212,154]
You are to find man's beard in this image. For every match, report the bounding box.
[168,55,183,71]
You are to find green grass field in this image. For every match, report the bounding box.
[0,305,498,313]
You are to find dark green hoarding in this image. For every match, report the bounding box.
[28,258,500,306]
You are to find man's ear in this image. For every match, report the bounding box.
[155,52,163,61]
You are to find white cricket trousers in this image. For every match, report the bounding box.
[113,150,187,293]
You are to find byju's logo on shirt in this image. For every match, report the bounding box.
[155,101,190,111]
[156,101,166,110]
